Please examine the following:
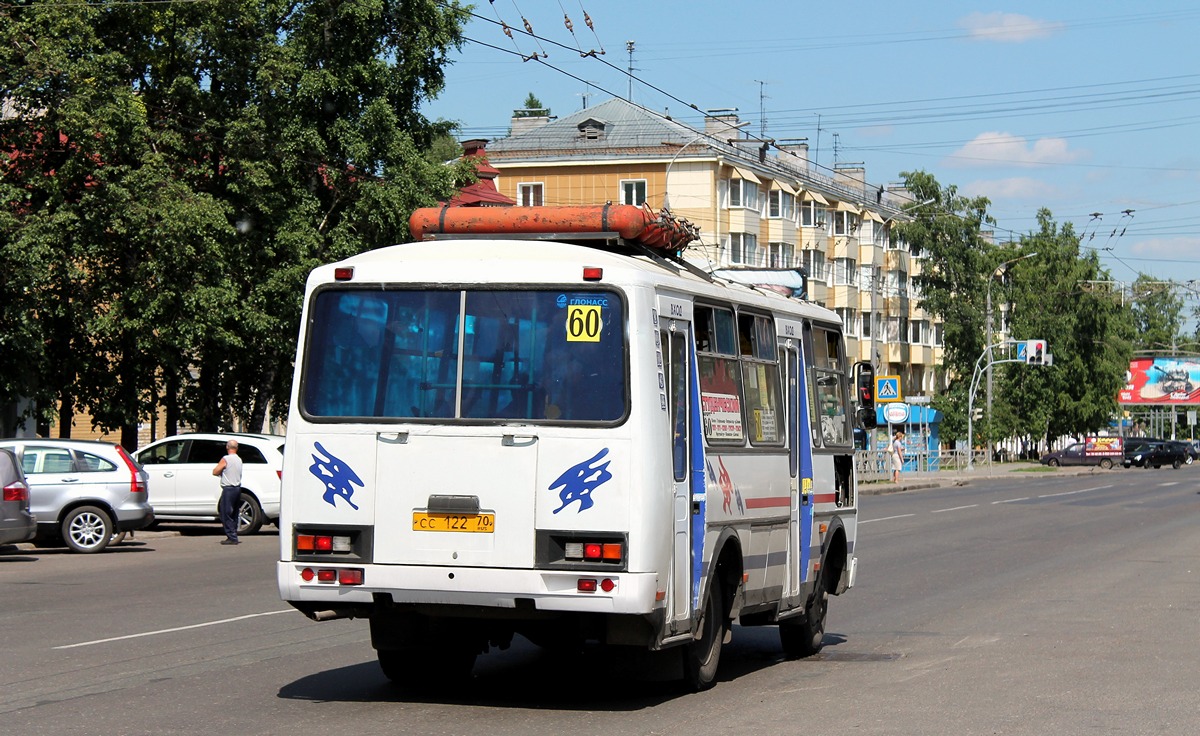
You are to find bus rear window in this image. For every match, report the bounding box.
[301,288,627,423]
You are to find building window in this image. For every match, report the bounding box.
[833,211,860,236]
[934,322,944,346]
[768,190,795,219]
[910,320,927,345]
[518,183,544,207]
[729,178,759,210]
[768,242,794,268]
[859,264,876,293]
[833,258,856,286]
[835,308,858,337]
[620,179,647,206]
[801,249,825,281]
[800,200,829,229]
[728,233,759,266]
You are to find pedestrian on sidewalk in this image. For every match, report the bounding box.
[890,430,906,483]
[212,439,243,545]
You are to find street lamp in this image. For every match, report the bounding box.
[985,251,1038,462]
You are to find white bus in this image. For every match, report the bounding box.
[277,205,877,691]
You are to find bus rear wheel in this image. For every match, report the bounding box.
[682,577,725,692]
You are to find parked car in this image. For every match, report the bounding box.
[0,447,37,546]
[1040,442,1117,470]
[134,433,284,534]
[0,439,154,553]
[1123,440,1188,469]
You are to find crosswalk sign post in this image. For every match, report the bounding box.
[875,375,902,403]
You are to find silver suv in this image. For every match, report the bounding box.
[134,433,283,534]
[0,439,154,553]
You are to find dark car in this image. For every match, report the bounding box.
[1040,442,1117,470]
[1123,440,1188,469]
[1,447,37,546]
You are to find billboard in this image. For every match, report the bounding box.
[1119,358,1200,405]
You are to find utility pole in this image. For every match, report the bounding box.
[625,41,636,101]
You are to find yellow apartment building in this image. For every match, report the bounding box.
[483,97,945,399]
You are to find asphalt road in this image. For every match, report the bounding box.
[2,468,1199,735]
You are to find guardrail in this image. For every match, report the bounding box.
[855,449,990,482]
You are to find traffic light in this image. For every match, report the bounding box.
[1026,340,1046,366]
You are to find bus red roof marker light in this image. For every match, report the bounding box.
[334,266,354,281]
[582,266,603,281]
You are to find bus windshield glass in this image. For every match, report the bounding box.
[301,288,627,423]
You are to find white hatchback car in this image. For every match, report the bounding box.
[134,433,284,534]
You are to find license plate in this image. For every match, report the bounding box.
[412,512,495,533]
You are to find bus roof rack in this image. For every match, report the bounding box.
[408,204,701,255]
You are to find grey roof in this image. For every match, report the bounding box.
[489,97,709,155]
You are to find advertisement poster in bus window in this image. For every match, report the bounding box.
[701,393,743,439]
[1119,358,1200,405]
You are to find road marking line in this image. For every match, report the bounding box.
[1038,485,1111,499]
[932,504,978,513]
[54,610,294,649]
[993,497,1029,504]
[861,514,916,524]
[1159,482,1180,487]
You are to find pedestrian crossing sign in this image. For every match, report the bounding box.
[876,375,902,403]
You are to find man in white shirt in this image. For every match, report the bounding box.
[212,439,244,545]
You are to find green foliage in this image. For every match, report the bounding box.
[0,0,470,441]
[896,173,1134,447]
[514,92,550,117]
[1129,274,1186,354]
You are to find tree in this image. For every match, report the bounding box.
[892,171,996,442]
[997,210,1133,447]
[1130,275,1186,354]
[513,92,550,117]
[0,1,473,445]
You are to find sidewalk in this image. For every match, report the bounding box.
[860,462,1102,495]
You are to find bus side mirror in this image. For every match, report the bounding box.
[853,361,878,429]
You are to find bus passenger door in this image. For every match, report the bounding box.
[659,298,697,630]
[783,341,814,607]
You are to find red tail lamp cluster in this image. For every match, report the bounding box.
[299,566,364,586]
[564,540,623,563]
[296,533,352,553]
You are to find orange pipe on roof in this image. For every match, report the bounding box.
[408,204,699,252]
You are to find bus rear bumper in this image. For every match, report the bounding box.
[277,561,661,616]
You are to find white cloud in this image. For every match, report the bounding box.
[1129,236,1200,260]
[947,132,1088,168]
[962,177,1061,200]
[959,12,1064,42]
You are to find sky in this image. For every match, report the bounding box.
[421,1,1200,302]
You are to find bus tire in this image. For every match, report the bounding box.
[781,571,828,658]
[682,576,725,692]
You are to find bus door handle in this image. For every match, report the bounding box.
[378,432,410,445]
[502,435,538,447]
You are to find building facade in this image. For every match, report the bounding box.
[483,97,944,399]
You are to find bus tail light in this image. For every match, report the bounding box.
[296,533,352,553]
[577,578,617,594]
[300,567,364,586]
[565,540,623,564]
